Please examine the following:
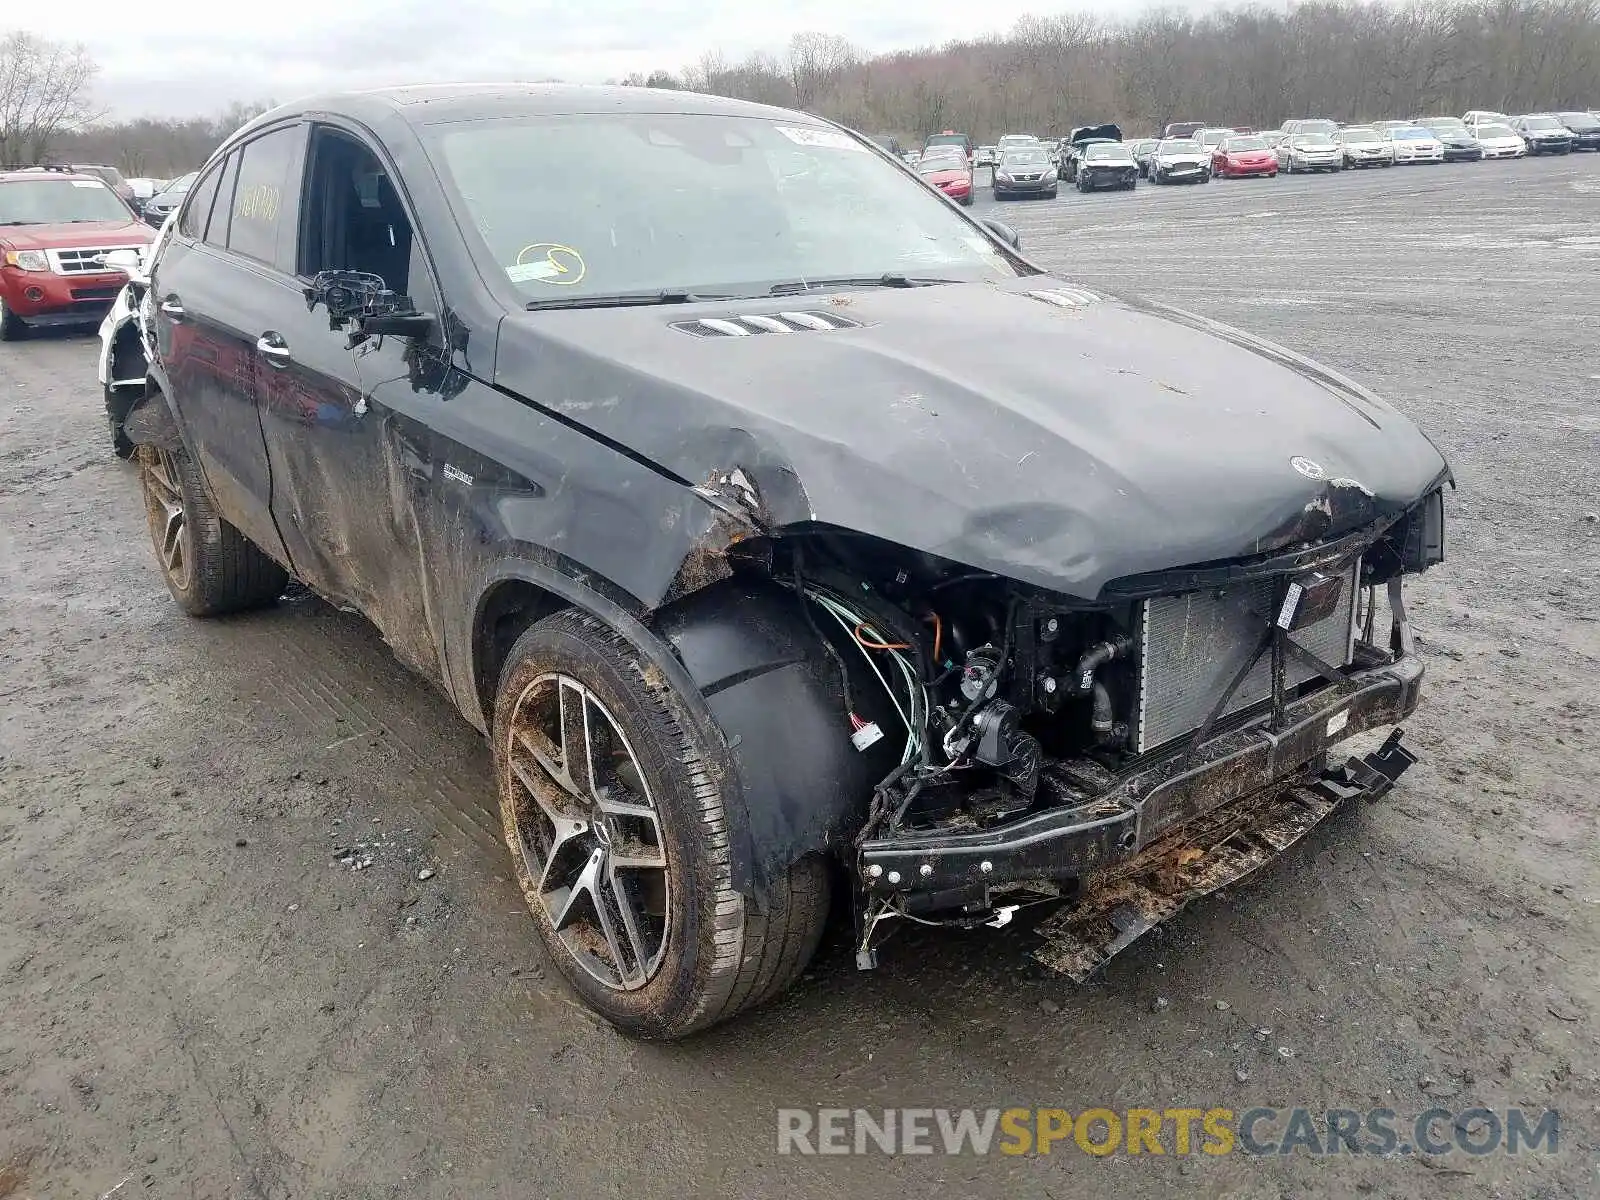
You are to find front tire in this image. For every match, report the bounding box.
[494,609,830,1039]
[137,445,288,616]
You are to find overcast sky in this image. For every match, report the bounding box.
[25,0,1137,119]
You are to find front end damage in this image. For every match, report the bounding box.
[669,471,1446,980]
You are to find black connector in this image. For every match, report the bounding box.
[1073,634,1135,694]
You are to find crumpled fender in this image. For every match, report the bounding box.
[120,388,184,452]
[653,577,891,893]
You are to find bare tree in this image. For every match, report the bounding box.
[787,32,858,111]
[0,30,99,166]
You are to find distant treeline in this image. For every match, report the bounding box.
[648,0,1600,140]
[45,0,1600,174]
[47,102,274,178]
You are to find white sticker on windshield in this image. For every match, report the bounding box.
[506,260,563,283]
[71,179,107,188]
[776,126,866,152]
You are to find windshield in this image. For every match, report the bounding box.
[917,153,965,174]
[1292,135,1336,147]
[163,172,199,196]
[431,114,1027,302]
[998,136,1037,146]
[925,135,967,151]
[1339,128,1379,141]
[1199,130,1233,146]
[1559,112,1599,127]
[1477,124,1516,138]
[0,178,132,225]
[1420,118,1467,132]
[1157,140,1200,154]
[1083,144,1130,161]
[1393,129,1432,140]
[1225,137,1268,151]
[1298,121,1338,135]
[1521,117,1561,130]
[1001,149,1051,166]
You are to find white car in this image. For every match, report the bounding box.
[995,133,1040,158]
[97,216,172,457]
[1336,126,1393,167]
[1462,109,1509,126]
[1472,123,1528,158]
[1280,118,1339,138]
[1277,133,1343,173]
[1149,138,1212,183]
[1190,126,1236,156]
[1383,127,1445,163]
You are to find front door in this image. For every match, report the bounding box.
[254,124,448,683]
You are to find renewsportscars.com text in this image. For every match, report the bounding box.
[776,1106,1560,1157]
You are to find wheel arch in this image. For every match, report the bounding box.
[120,377,187,453]
[469,558,875,896]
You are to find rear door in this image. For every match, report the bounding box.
[153,138,295,562]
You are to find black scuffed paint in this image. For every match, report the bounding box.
[492,279,1448,599]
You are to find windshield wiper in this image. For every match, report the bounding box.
[767,273,960,296]
[525,289,730,311]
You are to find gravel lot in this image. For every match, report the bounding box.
[1,156,1596,1200]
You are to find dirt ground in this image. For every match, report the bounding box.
[1,157,1596,1199]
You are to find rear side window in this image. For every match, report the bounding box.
[203,153,240,251]
[179,161,224,240]
[227,127,301,266]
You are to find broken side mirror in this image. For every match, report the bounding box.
[98,248,146,282]
[981,218,1021,251]
[359,310,434,339]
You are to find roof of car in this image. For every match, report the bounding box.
[0,167,103,184]
[243,83,817,134]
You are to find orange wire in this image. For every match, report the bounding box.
[854,621,911,651]
[923,612,943,661]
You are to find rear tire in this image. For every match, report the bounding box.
[137,444,288,616]
[493,609,831,1039]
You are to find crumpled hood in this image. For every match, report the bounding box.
[0,219,152,251]
[494,279,1447,599]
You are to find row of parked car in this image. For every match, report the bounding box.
[888,108,1599,202]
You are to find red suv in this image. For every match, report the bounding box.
[0,167,154,340]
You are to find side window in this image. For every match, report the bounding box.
[178,160,224,241]
[203,152,240,251]
[228,127,301,266]
[298,127,414,297]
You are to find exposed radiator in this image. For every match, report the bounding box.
[1134,561,1359,753]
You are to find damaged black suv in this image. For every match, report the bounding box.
[124,85,1449,1038]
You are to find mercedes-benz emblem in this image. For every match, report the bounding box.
[1290,456,1326,480]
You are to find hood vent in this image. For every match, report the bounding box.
[671,310,863,338]
[1026,286,1100,309]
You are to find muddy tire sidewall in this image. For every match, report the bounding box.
[493,611,742,1039]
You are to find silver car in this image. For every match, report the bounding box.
[1336,125,1393,168]
[1277,133,1343,173]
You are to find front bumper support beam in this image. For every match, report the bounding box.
[858,650,1423,903]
